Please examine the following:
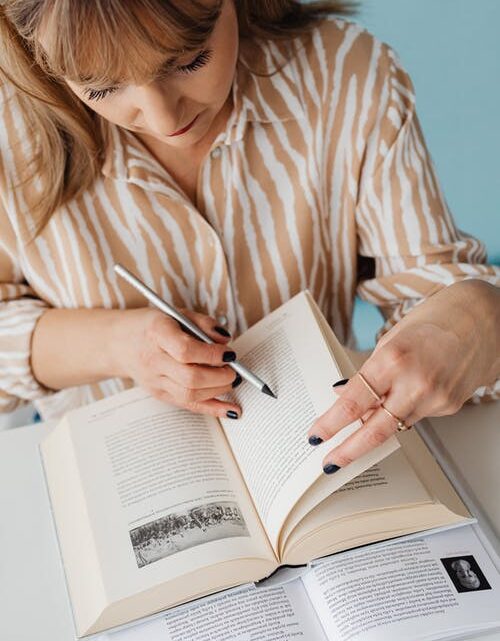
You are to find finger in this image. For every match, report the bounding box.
[158,376,242,409]
[321,405,398,472]
[321,389,415,472]
[181,309,232,344]
[154,389,242,420]
[307,370,387,445]
[149,351,239,390]
[332,379,376,423]
[155,318,237,366]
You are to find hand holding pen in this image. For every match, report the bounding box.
[113,264,276,420]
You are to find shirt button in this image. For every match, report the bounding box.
[211,147,222,159]
[216,314,228,326]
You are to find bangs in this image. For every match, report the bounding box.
[30,0,223,87]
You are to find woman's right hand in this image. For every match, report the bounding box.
[110,307,242,419]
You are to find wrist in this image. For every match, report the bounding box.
[449,279,500,381]
[107,309,132,379]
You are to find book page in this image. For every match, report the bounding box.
[106,581,327,641]
[302,525,500,641]
[220,291,397,550]
[280,447,433,558]
[41,386,275,635]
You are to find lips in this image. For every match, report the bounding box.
[168,114,199,137]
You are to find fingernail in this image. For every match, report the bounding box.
[214,326,231,338]
[323,463,341,475]
[308,435,323,446]
[226,410,239,419]
[232,374,243,388]
[223,351,237,363]
[332,378,349,388]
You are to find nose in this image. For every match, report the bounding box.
[132,80,183,136]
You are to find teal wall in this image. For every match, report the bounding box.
[357,0,499,265]
[329,0,500,347]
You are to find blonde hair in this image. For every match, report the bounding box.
[0,0,356,239]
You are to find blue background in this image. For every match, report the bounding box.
[335,0,500,346]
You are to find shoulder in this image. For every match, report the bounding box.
[289,18,415,113]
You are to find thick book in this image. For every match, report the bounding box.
[40,291,472,637]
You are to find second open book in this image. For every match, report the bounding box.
[40,291,471,637]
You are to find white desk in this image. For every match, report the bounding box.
[426,402,500,544]
[0,402,499,641]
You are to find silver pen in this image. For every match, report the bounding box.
[114,264,277,399]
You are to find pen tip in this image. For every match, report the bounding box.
[262,384,277,399]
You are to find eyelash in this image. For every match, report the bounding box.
[177,49,212,75]
[83,49,213,102]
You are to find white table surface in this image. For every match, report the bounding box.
[0,401,499,641]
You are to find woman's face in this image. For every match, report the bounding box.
[62,0,239,150]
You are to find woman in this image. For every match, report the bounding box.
[0,0,498,474]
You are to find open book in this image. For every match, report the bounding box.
[40,291,471,638]
[108,525,500,641]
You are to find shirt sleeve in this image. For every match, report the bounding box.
[355,44,500,403]
[0,199,55,413]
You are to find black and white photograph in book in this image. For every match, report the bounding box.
[130,501,249,568]
[441,555,492,593]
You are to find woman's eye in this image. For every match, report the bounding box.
[82,48,212,101]
[176,49,212,75]
[83,87,119,102]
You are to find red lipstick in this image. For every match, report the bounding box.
[168,114,199,137]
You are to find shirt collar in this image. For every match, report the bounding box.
[101,37,305,180]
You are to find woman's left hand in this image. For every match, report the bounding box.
[308,279,500,474]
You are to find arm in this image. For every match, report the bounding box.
[31,305,244,419]
[31,307,125,389]
[0,196,241,419]
[0,213,53,411]
[308,43,500,472]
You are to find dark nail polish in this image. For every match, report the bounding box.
[232,374,243,388]
[323,463,341,475]
[308,435,323,446]
[214,326,231,338]
[223,351,237,363]
[333,378,349,388]
[226,410,239,419]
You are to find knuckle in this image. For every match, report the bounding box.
[173,335,192,363]
[338,397,362,423]
[151,389,170,404]
[180,366,198,389]
[406,372,436,405]
[179,387,197,404]
[149,387,162,401]
[186,401,206,415]
[365,428,388,448]
[334,452,354,468]
[209,342,224,364]
[309,418,328,440]
[383,344,409,373]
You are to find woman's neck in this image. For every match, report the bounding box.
[133,94,234,205]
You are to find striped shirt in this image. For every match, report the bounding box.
[1,18,499,422]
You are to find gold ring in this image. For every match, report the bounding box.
[380,403,411,432]
[357,372,383,403]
